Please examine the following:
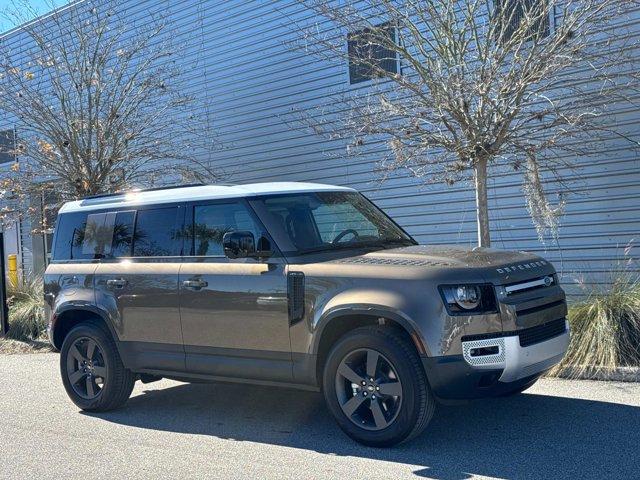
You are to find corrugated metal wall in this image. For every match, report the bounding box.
[1,0,638,295]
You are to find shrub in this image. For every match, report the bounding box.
[551,253,640,378]
[6,274,46,342]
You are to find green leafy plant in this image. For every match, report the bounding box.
[6,274,46,342]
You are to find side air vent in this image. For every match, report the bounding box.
[287,272,305,325]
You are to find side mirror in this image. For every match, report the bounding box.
[223,231,256,259]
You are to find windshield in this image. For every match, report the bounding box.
[249,191,415,255]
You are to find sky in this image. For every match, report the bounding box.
[0,0,63,34]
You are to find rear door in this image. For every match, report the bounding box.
[178,199,292,382]
[94,204,185,372]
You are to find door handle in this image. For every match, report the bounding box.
[182,279,208,290]
[106,278,127,289]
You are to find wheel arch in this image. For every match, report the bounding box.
[52,305,120,353]
[312,305,429,387]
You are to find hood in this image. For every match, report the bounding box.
[329,244,555,284]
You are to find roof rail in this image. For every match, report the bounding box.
[81,183,218,201]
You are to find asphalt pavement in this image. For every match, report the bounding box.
[0,353,638,479]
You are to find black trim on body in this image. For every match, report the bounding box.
[461,317,567,347]
[287,272,305,325]
[421,355,542,400]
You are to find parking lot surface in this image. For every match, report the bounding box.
[0,353,638,479]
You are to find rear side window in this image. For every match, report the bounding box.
[111,211,136,257]
[52,209,146,261]
[132,207,180,257]
[53,212,89,260]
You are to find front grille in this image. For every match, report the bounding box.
[504,275,555,295]
[516,299,565,317]
[518,318,567,347]
[461,317,566,346]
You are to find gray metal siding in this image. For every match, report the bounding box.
[1,0,638,296]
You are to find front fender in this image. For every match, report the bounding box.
[311,289,432,356]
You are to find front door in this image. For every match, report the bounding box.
[93,205,185,372]
[178,199,292,382]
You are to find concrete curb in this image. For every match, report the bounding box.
[550,366,640,382]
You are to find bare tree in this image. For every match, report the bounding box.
[0,0,219,218]
[294,0,640,246]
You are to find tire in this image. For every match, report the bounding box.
[322,326,435,447]
[60,322,136,412]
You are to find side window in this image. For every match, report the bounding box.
[192,202,263,256]
[82,212,117,257]
[53,212,88,260]
[52,209,143,260]
[133,207,179,257]
[111,211,135,258]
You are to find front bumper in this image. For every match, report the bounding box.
[461,320,570,383]
[422,321,569,400]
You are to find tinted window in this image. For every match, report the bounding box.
[53,212,89,260]
[82,212,117,257]
[192,202,263,256]
[133,207,179,257]
[53,210,137,260]
[111,211,135,257]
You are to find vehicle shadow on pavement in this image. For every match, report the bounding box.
[86,381,640,479]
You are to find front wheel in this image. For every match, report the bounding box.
[322,326,435,447]
[60,322,135,412]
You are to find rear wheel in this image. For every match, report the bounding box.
[322,326,435,447]
[60,322,135,411]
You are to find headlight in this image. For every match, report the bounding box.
[454,285,481,310]
[439,284,497,315]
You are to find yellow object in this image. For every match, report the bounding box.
[7,254,18,288]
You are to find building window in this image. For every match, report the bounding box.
[495,0,551,43]
[347,22,398,84]
[0,129,16,164]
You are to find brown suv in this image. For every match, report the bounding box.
[45,182,569,446]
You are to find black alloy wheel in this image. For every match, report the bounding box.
[335,348,403,431]
[66,336,108,400]
[60,322,136,412]
[323,326,436,447]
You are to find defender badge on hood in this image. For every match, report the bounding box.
[496,260,548,274]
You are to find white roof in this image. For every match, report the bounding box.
[58,182,356,213]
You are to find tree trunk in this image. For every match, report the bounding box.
[474,157,491,248]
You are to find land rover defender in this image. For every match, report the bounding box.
[45,182,569,446]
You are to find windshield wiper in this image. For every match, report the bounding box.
[296,238,414,255]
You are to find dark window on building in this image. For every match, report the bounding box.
[495,0,550,43]
[192,202,263,256]
[347,22,398,84]
[0,129,16,164]
[132,207,179,257]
